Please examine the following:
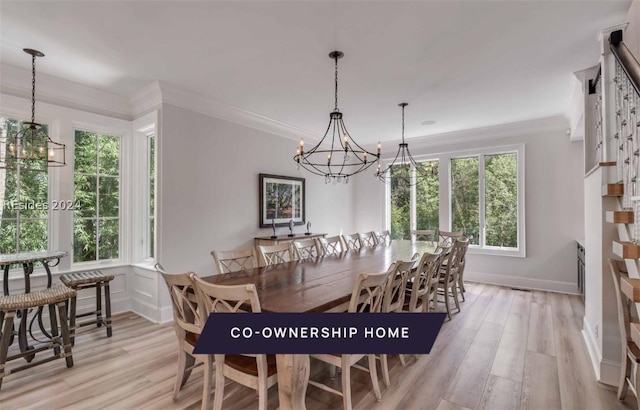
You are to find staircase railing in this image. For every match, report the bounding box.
[589,67,604,167]
[609,30,640,241]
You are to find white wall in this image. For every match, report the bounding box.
[352,119,585,293]
[158,103,355,275]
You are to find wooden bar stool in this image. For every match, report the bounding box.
[0,285,75,390]
[59,271,114,345]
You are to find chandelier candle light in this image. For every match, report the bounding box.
[294,51,379,184]
[376,102,432,187]
[0,48,66,170]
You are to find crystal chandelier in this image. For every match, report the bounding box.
[0,49,66,170]
[375,103,434,187]
[294,51,379,184]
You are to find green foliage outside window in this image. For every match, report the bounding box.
[485,153,517,247]
[451,157,480,245]
[390,161,439,240]
[0,117,48,253]
[74,130,120,262]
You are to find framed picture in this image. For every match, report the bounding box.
[259,173,306,228]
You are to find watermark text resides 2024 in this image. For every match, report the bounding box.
[1,200,81,211]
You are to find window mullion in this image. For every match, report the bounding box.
[410,165,416,232]
[479,155,486,248]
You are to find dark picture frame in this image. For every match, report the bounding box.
[259,173,306,228]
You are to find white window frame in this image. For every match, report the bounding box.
[385,143,525,257]
[71,127,124,266]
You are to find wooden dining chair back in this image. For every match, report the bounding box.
[293,238,321,260]
[157,264,212,408]
[375,230,392,245]
[434,243,458,320]
[211,248,258,274]
[609,259,640,407]
[358,231,378,248]
[310,269,390,409]
[318,235,344,255]
[191,276,277,410]
[342,233,362,251]
[411,229,437,243]
[257,242,294,266]
[380,258,416,387]
[438,230,463,246]
[405,249,444,313]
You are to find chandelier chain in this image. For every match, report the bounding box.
[31,53,36,124]
[334,54,339,111]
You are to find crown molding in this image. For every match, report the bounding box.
[374,115,570,154]
[130,81,163,118]
[157,82,322,142]
[0,63,133,120]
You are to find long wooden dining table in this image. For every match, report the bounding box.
[201,240,436,409]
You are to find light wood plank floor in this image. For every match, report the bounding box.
[1,283,635,409]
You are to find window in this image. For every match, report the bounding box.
[389,160,440,240]
[0,117,48,253]
[387,145,524,256]
[73,130,120,262]
[451,152,519,250]
[148,134,155,259]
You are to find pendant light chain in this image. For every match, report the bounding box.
[31,53,36,124]
[334,54,339,111]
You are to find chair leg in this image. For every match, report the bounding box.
[0,311,16,391]
[329,364,337,379]
[381,354,390,388]
[173,350,187,401]
[618,355,631,400]
[452,283,461,312]
[443,286,452,320]
[368,354,382,401]
[48,303,60,356]
[257,366,268,410]
[95,283,103,328]
[69,294,77,346]
[104,281,112,337]
[399,353,406,366]
[213,354,225,410]
[202,355,213,410]
[632,360,640,410]
[57,301,73,368]
[341,357,352,410]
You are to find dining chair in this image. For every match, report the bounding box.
[257,242,294,266]
[211,248,258,274]
[292,238,321,260]
[380,257,417,387]
[411,229,437,243]
[609,259,640,408]
[191,275,277,410]
[437,230,463,246]
[404,249,444,314]
[318,235,345,255]
[358,231,378,248]
[437,240,466,319]
[375,230,392,245]
[157,264,212,409]
[309,269,390,410]
[342,233,362,251]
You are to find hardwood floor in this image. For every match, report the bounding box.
[1,283,635,409]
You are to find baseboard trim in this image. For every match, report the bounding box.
[130,298,172,324]
[465,270,579,294]
[582,317,602,380]
[600,358,620,387]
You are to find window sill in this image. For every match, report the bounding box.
[467,247,525,258]
[131,260,157,271]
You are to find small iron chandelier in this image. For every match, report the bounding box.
[375,103,434,187]
[294,51,379,184]
[0,48,66,170]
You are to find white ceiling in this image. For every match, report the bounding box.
[0,1,632,144]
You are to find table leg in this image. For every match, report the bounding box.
[2,264,9,296]
[276,354,309,410]
[19,263,35,362]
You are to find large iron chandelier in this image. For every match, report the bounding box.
[0,49,66,170]
[294,51,379,184]
[375,102,434,187]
